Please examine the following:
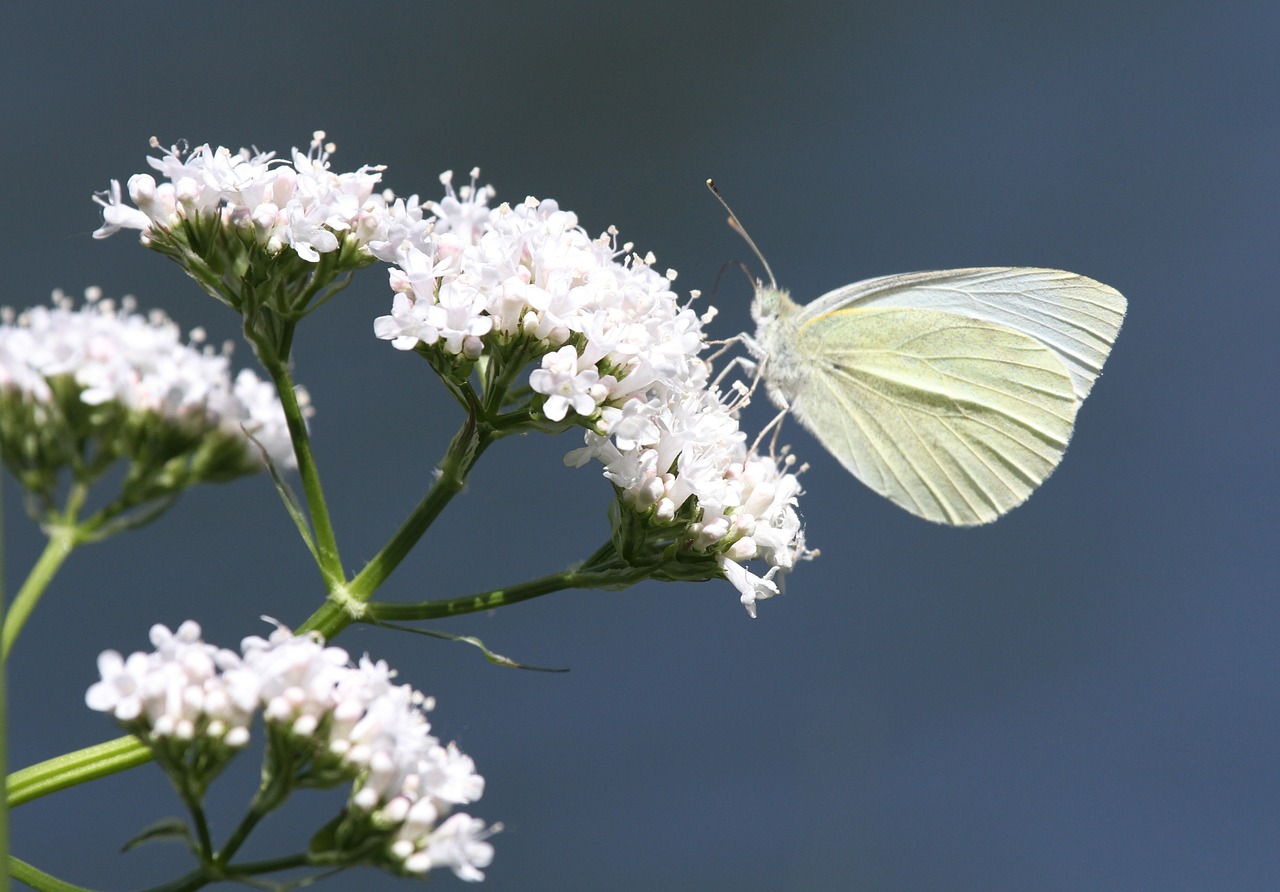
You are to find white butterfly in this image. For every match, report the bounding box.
[711,181,1127,526]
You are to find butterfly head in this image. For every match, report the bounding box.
[751,282,790,325]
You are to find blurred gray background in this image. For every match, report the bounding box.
[4,1,1277,889]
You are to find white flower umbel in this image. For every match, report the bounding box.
[87,620,496,882]
[0,288,304,514]
[372,171,814,613]
[93,133,393,364]
[93,132,388,264]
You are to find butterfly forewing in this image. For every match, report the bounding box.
[791,306,1078,525]
[801,268,1126,402]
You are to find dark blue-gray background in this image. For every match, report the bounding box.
[4,2,1277,890]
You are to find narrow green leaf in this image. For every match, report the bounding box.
[250,431,317,564]
[121,816,194,853]
[370,620,568,672]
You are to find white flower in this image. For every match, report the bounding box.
[400,812,496,881]
[597,397,661,450]
[718,557,781,619]
[85,621,246,743]
[85,649,151,721]
[530,345,601,422]
[427,169,495,243]
[92,178,152,239]
[373,292,437,350]
[735,456,806,570]
[430,285,494,357]
[419,742,485,805]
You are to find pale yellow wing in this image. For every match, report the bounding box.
[790,305,1079,525]
[801,268,1127,403]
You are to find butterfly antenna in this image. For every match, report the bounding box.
[706,179,778,290]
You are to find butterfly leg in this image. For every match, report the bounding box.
[711,352,759,392]
[749,404,792,460]
[704,331,752,365]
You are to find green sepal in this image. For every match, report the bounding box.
[306,810,394,872]
[146,213,376,363]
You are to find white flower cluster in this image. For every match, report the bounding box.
[87,620,495,881]
[372,173,812,615]
[93,132,389,262]
[0,288,299,468]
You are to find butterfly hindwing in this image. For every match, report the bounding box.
[789,305,1078,525]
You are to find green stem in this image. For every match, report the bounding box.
[1,518,82,662]
[7,857,96,892]
[219,852,310,875]
[215,807,269,869]
[260,356,343,585]
[175,778,214,862]
[481,341,533,416]
[137,867,209,892]
[214,737,294,866]
[7,736,149,809]
[299,411,495,641]
[368,546,649,622]
[349,414,493,599]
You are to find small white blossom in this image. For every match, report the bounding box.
[718,558,781,619]
[85,650,152,721]
[530,345,601,422]
[91,178,152,239]
[373,292,438,350]
[399,812,496,882]
[431,287,495,357]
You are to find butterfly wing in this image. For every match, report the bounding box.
[800,268,1126,402]
[789,305,1079,525]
